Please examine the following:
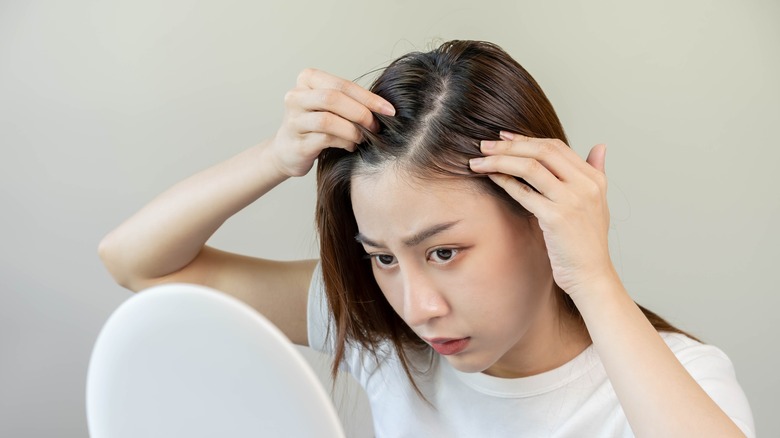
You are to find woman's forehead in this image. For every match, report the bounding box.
[350,171,504,233]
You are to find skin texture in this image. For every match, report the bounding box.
[351,171,591,377]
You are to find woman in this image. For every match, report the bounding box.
[99,40,753,437]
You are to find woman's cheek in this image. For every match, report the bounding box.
[373,273,402,311]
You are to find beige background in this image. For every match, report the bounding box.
[1,0,777,436]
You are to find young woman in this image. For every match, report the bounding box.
[100,40,754,437]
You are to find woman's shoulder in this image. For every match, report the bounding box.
[659,331,734,368]
[659,332,755,437]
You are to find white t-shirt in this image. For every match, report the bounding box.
[307,262,755,437]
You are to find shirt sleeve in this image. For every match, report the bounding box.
[306,261,335,355]
[665,333,756,437]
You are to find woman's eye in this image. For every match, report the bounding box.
[374,254,396,267]
[429,248,457,263]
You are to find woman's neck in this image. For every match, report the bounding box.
[482,292,592,379]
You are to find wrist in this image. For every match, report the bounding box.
[264,133,318,178]
[255,138,294,182]
[566,266,626,312]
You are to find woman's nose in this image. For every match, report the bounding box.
[401,269,450,327]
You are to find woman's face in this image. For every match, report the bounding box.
[350,168,559,375]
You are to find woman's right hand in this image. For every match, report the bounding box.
[269,68,396,177]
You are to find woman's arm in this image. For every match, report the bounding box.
[98,140,319,344]
[571,271,746,437]
[98,139,290,291]
[470,132,747,437]
[99,68,395,345]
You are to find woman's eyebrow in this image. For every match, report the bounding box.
[355,220,461,248]
[354,233,383,248]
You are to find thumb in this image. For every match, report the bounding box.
[586,144,607,173]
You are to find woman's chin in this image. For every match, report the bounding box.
[441,352,493,374]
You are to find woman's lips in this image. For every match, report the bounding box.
[424,337,470,355]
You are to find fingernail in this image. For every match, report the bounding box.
[469,158,484,167]
[381,103,396,116]
[481,140,496,151]
[499,131,514,140]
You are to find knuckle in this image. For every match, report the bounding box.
[288,115,303,132]
[313,113,332,131]
[485,155,503,169]
[320,89,339,106]
[358,108,374,127]
[512,179,534,196]
[333,77,351,93]
[536,141,557,158]
[311,132,328,145]
[283,89,297,106]
[585,180,602,197]
[346,125,362,143]
[321,133,355,152]
[302,134,326,155]
[523,158,542,174]
[297,68,317,85]
[551,138,568,150]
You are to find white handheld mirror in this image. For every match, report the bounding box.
[86,283,346,438]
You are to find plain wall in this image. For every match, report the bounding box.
[1,0,778,436]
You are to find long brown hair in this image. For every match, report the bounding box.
[315,40,696,395]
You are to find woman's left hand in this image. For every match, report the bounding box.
[470,134,750,438]
[469,131,616,299]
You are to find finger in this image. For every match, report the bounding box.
[469,155,567,201]
[487,173,550,217]
[586,144,607,173]
[296,111,363,144]
[297,68,395,116]
[480,138,585,184]
[301,132,357,153]
[498,132,604,180]
[287,88,379,132]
